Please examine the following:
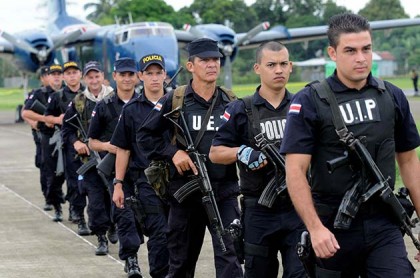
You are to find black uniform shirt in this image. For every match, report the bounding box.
[111,90,165,170]
[280,72,420,155]
[212,87,292,196]
[24,86,56,134]
[212,86,292,147]
[45,85,85,118]
[88,92,137,143]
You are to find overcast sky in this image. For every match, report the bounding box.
[0,0,418,33]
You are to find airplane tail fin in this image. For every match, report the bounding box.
[48,0,68,21]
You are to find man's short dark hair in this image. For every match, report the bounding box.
[327,13,371,48]
[255,41,286,64]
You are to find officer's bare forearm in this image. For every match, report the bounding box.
[22,109,45,123]
[44,115,62,125]
[285,153,324,232]
[115,147,130,180]
[209,145,240,165]
[89,138,110,152]
[397,149,420,218]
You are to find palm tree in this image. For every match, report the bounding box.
[84,0,115,22]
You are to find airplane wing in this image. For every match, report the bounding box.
[237,18,420,49]
[0,36,14,56]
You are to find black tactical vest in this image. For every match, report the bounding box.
[310,84,395,196]
[239,95,289,196]
[38,86,55,134]
[180,89,237,182]
[74,93,97,137]
[101,96,124,142]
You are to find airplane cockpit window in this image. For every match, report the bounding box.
[115,23,175,44]
[115,31,129,44]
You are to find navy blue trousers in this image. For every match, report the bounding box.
[41,133,65,207]
[317,210,415,278]
[64,145,86,216]
[166,193,243,278]
[81,170,111,235]
[242,196,306,278]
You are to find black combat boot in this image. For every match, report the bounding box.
[43,202,53,211]
[107,223,118,244]
[77,216,90,236]
[52,205,63,222]
[95,234,108,256]
[68,205,80,223]
[124,255,142,278]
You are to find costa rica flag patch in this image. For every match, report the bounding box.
[289,103,301,114]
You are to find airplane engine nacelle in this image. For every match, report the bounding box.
[12,30,55,73]
[194,24,239,65]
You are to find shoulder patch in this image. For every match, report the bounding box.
[289,103,302,114]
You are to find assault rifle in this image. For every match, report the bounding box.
[49,126,64,176]
[254,133,287,208]
[65,113,109,187]
[329,131,420,251]
[164,106,227,252]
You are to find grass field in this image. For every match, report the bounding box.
[0,76,415,110]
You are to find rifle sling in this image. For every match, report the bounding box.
[312,80,348,138]
[194,90,219,147]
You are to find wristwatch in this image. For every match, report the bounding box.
[113,178,124,186]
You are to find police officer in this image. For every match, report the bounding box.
[111,54,169,278]
[87,58,139,276]
[22,65,63,213]
[137,38,243,278]
[22,66,52,210]
[281,13,420,277]
[209,41,306,278]
[62,61,116,255]
[44,61,87,228]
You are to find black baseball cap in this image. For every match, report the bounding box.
[48,64,63,74]
[187,38,222,58]
[63,61,81,72]
[113,57,137,73]
[83,61,103,76]
[139,54,165,72]
[39,66,49,76]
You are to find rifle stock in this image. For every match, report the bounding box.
[49,126,64,176]
[29,99,46,115]
[96,152,116,177]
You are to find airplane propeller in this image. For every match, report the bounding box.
[0,28,84,66]
[220,22,270,89]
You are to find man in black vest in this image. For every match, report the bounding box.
[137,38,243,278]
[22,65,63,212]
[281,13,420,277]
[209,41,305,278]
[111,54,169,278]
[62,61,115,254]
[44,61,86,226]
[87,58,139,276]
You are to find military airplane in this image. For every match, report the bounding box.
[1,0,420,89]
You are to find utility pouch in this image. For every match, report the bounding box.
[144,160,170,199]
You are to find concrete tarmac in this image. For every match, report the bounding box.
[0,108,419,278]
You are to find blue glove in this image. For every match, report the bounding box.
[237,145,266,170]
